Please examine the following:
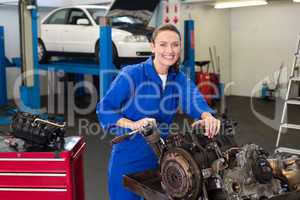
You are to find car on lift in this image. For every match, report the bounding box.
[38,0,160,67]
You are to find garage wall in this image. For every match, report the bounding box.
[0,6,53,99]
[230,2,300,97]
[69,0,111,5]
[181,3,231,94]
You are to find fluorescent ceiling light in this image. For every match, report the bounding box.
[293,0,300,2]
[215,0,268,9]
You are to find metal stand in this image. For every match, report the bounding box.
[0,26,7,106]
[0,26,17,125]
[123,170,170,200]
[183,20,195,81]
[12,12,116,114]
[18,1,40,112]
[276,35,300,150]
[99,23,115,99]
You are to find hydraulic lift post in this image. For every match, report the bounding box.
[183,20,195,81]
[0,26,14,125]
[0,26,8,106]
[18,0,40,112]
[99,18,115,99]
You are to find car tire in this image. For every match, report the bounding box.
[95,41,120,69]
[38,39,49,63]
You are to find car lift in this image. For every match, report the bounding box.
[18,0,40,111]
[1,2,196,123]
[183,20,195,81]
[5,1,115,119]
[0,27,16,124]
[0,0,42,124]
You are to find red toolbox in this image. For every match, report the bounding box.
[195,61,221,105]
[0,136,86,200]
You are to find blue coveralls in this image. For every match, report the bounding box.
[96,57,213,200]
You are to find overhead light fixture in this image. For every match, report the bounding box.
[215,0,268,9]
[293,0,300,2]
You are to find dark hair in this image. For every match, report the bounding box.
[151,24,181,72]
[151,24,181,42]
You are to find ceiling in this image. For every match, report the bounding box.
[0,0,111,7]
[182,0,294,4]
[0,0,295,8]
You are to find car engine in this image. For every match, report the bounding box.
[10,112,66,151]
[140,118,300,200]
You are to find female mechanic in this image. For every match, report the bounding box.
[97,24,220,200]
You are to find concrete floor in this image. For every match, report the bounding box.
[1,96,300,200]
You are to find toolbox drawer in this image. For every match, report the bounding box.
[0,136,86,200]
[0,188,68,200]
[0,173,67,188]
[0,158,67,173]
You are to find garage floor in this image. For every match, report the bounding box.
[0,96,299,200]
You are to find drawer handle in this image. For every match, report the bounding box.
[0,173,66,177]
[0,188,67,192]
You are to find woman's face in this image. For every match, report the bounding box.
[151,30,181,69]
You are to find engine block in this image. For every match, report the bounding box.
[141,118,300,200]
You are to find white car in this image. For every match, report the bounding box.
[38,1,159,66]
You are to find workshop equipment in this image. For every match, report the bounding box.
[183,20,196,81]
[209,46,221,101]
[123,170,300,200]
[195,61,212,105]
[261,62,284,101]
[111,129,141,144]
[0,136,86,200]
[0,111,85,200]
[195,46,222,106]
[10,111,66,151]
[276,36,300,148]
[111,124,164,157]
[0,27,17,125]
[18,0,40,110]
[195,60,220,105]
[123,120,300,200]
[0,26,7,106]
[119,88,299,200]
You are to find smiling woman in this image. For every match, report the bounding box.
[150,25,182,74]
[96,24,221,200]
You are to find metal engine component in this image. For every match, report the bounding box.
[138,118,300,200]
[10,112,66,151]
[269,152,300,192]
[141,124,164,157]
[160,148,202,200]
[223,144,282,200]
[158,123,237,200]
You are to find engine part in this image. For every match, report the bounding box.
[223,144,282,200]
[141,124,164,157]
[123,116,300,200]
[158,120,237,200]
[206,175,227,200]
[160,147,202,200]
[269,152,300,192]
[10,112,66,151]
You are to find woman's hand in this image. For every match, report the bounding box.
[192,112,220,139]
[116,117,156,130]
[131,118,156,130]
